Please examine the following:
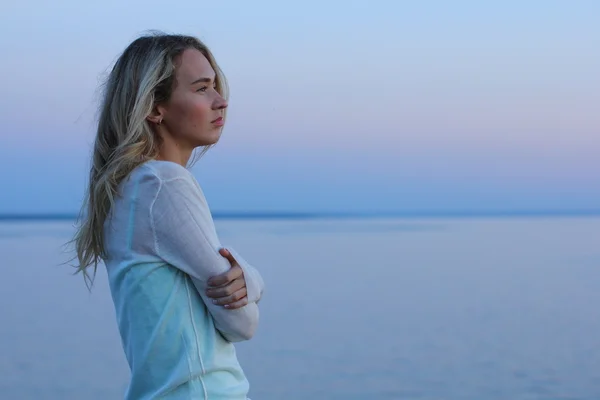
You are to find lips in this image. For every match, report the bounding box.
[211,116,223,123]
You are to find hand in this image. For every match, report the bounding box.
[205,248,248,309]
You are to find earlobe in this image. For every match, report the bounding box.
[147,106,165,125]
[146,114,163,125]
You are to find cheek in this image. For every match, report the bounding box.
[170,94,212,128]
[191,100,212,124]
[183,95,212,125]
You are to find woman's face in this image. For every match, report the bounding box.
[159,48,228,148]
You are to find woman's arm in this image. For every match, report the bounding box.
[207,247,265,307]
[150,174,263,342]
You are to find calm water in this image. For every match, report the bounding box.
[1,217,599,399]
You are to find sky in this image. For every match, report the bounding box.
[1,0,599,214]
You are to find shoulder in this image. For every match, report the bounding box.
[130,160,200,192]
[141,162,214,233]
[140,160,195,182]
[137,160,207,207]
[120,160,200,204]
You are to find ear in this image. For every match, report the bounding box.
[147,105,166,125]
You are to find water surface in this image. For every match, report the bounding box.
[1,217,599,399]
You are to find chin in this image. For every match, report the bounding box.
[196,132,222,147]
[210,128,223,143]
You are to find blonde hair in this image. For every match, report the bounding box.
[70,31,228,288]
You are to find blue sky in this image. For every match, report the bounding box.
[2,0,599,214]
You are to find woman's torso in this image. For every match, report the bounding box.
[103,161,250,400]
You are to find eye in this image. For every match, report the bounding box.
[196,83,217,93]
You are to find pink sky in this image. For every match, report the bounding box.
[2,1,598,213]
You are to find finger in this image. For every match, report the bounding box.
[218,248,238,266]
[224,295,249,310]
[208,265,244,288]
[208,265,243,287]
[206,276,245,298]
[212,287,248,307]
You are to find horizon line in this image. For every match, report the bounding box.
[0,209,599,222]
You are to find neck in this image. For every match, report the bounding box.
[156,135,193,167]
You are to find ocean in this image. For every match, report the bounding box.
[1,216,599,399]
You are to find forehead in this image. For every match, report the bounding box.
[175,48,215,82]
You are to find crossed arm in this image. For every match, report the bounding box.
[151,176,265,342]
[206,247,264,309]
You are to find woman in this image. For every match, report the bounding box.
[71,32,265,399]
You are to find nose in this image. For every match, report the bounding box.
[213,94,228,110]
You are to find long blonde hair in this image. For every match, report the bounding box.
[70,31,228,288]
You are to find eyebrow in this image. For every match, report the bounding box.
[190,77,215,85]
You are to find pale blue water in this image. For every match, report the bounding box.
[1,217,599,399]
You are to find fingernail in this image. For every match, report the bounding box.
[224,304,230,309]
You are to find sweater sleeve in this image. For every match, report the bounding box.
[149,174,263,342]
